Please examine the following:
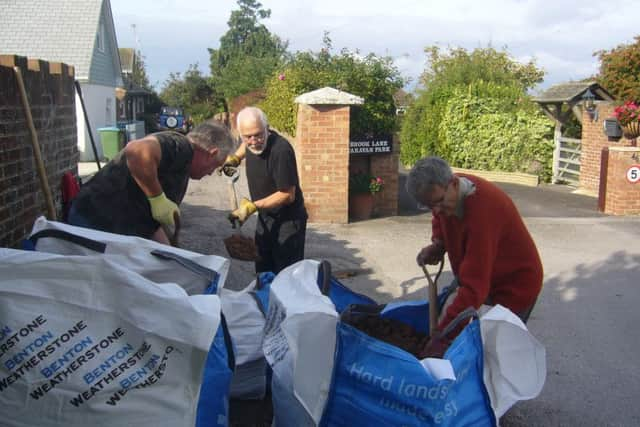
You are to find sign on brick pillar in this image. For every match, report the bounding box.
[295,87,364,224]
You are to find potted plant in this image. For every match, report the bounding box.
[349,172,384,220]
[614,101,640,140]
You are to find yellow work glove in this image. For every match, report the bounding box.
[148,192,180,226]
[228,198,257,226]
[218,154,241,177]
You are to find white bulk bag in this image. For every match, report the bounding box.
[0,249,229,427]
[27,216,229,295]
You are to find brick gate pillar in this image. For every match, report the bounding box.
[294,87,364,223]
[600,147,640,215]
[580,102,638,193]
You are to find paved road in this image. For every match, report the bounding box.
[180,168,640,426]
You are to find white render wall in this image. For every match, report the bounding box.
[75,83,117,161]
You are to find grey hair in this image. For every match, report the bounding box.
[237,106,268,130]
[406,156,453,199]
[187,120,234,161]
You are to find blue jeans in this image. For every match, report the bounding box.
[67,202,94,230]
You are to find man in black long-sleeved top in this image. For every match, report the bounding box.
[225,107,308,273]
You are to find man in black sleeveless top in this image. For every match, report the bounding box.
[225,107,308,273]
[69,121,234,244]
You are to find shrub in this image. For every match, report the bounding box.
[438,85,554,181]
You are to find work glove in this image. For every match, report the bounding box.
[148,192,180,226]
[218,154,241,177]
[417,330,452,359]
[416,241,445,266]
[228,198,257,227]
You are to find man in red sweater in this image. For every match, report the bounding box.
[407,157,543,354]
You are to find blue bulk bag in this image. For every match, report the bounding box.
[315,262,496,426]
[320,306,496,426]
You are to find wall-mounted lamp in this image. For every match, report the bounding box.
[582,88,598,121]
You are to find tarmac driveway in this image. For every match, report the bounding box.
[180,168,640,427]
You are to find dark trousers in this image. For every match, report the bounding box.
[255,214,306,274]
[67,202,94,229]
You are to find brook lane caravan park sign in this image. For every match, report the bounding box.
[349,137,392,155]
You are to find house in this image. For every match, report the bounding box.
[117,47,152,140]
[0,0,123,161]
[117,47,152,123]
[393,88,413,115]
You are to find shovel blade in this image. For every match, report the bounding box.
[223,234,259,261]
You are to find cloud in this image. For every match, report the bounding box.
[110,0,640,91]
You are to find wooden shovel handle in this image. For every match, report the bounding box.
[422,258,445,337]
[162,211,181,247]
[169,211,180,247]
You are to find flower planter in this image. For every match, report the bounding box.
[621,121,640,140]
[349,193,374,221]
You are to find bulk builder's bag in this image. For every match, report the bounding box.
[220,272,274,399]
[0,249,233,427]
[263,260,546,426]
[27,217,278,401]
[26,216,229,295]
[27,217,275,401]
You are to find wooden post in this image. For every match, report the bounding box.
[597,147,609,212]
[14,66,57,221]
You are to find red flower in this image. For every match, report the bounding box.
[614,101,640,126]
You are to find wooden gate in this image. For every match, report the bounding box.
[553,135,581,186]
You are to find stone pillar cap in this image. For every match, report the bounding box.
[295,87,364,105]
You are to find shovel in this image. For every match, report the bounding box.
[161,211,181,247]
[223,171,259,261]
[421,258,445,337]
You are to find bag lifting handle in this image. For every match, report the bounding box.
[318,260,332,296]
[27,229,219,283]
[150,250,219,283]
[440,307,478,339]
[28,229,107,253]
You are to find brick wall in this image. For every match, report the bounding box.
[580,102,636,193]
[370,134,399,216]
[602,147,640,215]
[295,103,350,223]
[0,55,78,247]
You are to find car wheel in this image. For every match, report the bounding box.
[166,116,178,128]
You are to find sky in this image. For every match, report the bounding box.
[110,0,639,94]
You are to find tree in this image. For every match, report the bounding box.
[595,36,640,102]
[159,64,222,123]
[400,45,546,168]
[420,46,543,92]
[208,0,288,101]
[260,35,405,138]
[131,50,152,90]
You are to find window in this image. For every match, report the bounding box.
[97,23,105,52]
[118,99,126,120]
